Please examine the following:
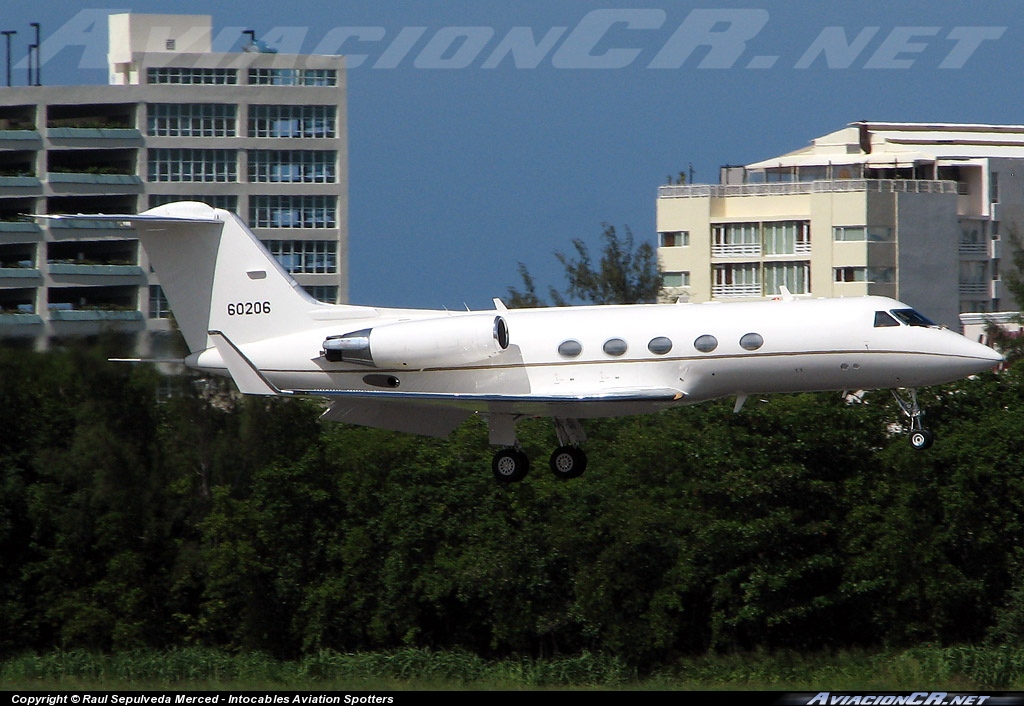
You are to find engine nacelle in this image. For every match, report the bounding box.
[323,314,510,368]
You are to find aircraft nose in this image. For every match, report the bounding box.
[965,337,1003,369]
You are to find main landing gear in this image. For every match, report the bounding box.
[892,388,935,450]
[490,416,589,483]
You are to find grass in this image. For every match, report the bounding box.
[2,646,1024,691]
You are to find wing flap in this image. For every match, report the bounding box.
[297,386,686,420]
[321,399,473,438]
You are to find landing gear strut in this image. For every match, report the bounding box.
[489,415,589,482]
[892,388,934,450]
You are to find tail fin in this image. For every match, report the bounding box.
[138,201,331,352]
[44,201,369,354]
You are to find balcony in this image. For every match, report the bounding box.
[958,281,990,297]
[659,178,960,199]
[0,221,41,233]
[48,263,144,277]
[0,267,41,281]
[712,283,762,298]
[712,243,761,258]
[47,173,142,186]
[48,308,143,322]
[47,127,141,140]
[0,130,42,149]
[0,311,42,326]
[958,241,989,257]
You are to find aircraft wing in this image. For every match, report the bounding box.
[312,387,686,438]
[210,328,685,437]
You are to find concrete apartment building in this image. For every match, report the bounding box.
[0,13,347,353]
[657,121,1024,333]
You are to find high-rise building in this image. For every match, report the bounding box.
[657,122,1024,333]
[0,13,347,353]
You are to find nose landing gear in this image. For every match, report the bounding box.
[892,388,934,450]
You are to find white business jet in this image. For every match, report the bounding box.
[43,202,1002,482]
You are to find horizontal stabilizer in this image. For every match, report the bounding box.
[208,330,282,396]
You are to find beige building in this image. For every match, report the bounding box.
[657,122,1024,330]
[0,13,347,352]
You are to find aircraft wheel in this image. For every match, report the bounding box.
[909,428,934,450]
[549,446,587,480]
[492,448,530,483]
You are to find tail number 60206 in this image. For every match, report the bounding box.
[227,301,272,316]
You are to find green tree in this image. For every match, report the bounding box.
[507,224,662,307]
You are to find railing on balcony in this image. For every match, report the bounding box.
[958,282,989,297]
[712,283,762,298]
[659,179,960,199]
[958,241,989,256]
[712,243,761,258]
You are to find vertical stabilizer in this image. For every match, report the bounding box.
[113,201,343,353]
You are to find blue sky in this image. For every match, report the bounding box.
[4,1,1022,309]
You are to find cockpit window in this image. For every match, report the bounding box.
[890,309,935,327]
[874,311,900,327]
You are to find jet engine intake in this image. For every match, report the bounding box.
[323,314,510,368]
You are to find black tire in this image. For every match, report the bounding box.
[909,428,934,450]
[549,445,587,480]
[492,448,530,482]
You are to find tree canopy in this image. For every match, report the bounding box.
[506,224,662,307]
[1,344,1023,668]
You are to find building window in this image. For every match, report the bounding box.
[149,285,170,318]
[148,148,237,182]
[763,221,810,255]
[833,226,867,241]
[713,263,760,298]
[764,261,809,295]
[663,271,690,288]
[835,267,867,282]
[991,172,999,203]
[833,226,894,243]
[148,194,239,211]
[712,223,760,257]
[262,240,337,274]
[659,231,688,247]
[248,150,336,183]
[147,103,236,137]
[248,105,336,138]
[248,68,337,86]
[834,267,895,283]
[303,285,338,303]
[959,261,989,296]
[147,67,237,85]
[250,195,337,228]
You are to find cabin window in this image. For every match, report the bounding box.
[890,309,935,327]
[874,311,900,327]
[694,334,718,353]
[648,336,673,355]
[603,338,628,357]
[558,340,583,358]
[739,332,764,351]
